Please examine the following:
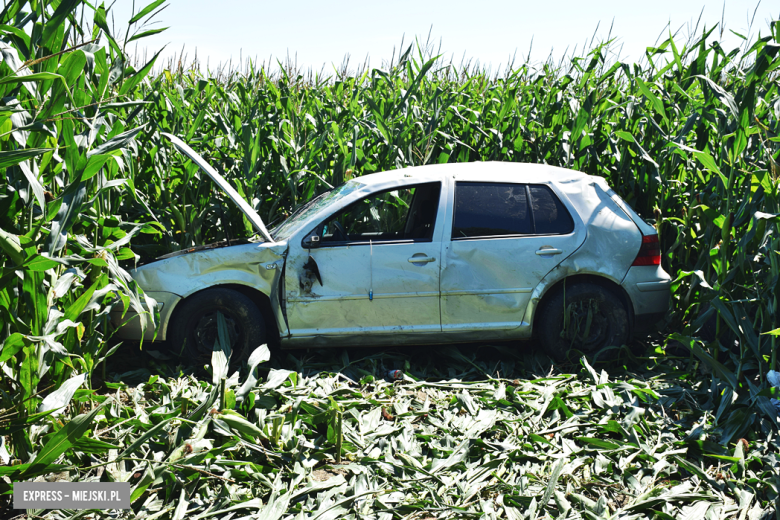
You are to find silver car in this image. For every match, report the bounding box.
[113,135,671,364]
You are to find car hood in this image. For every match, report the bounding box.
[162,133,274,243]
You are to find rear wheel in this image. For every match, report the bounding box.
[537,282,630,361]
[169,288,266,368]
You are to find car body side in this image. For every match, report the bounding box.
[112,162,670,346]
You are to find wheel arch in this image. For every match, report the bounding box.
[530,273,635,336]
[167,283,280,347]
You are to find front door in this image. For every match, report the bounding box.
[440,181,585,331]
[285,182,444,337]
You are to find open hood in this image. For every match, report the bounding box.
[162,133,274,243]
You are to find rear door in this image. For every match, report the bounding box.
[440,181,585,331]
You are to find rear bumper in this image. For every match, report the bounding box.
[110,291,181,341]
[621,265,671,317]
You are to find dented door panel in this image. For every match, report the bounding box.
[440,234,584,331]
[439,177,586,332]
[281,178,449,342]
[284,241,442,336]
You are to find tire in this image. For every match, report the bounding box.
[537,282,630,361]
[169,288,266,368]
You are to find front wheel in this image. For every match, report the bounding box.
[169,288,266,367]
[536,282,630,361]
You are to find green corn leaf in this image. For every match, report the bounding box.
[117,418,172,459]
[635,78,668,124]
[0,333,26,363]
[81,153,113,181]
[575,437,622,450]
[41,0,81,46]
[0,409,59,436]
[93,3,109,37]
[541,458,565,510]
[0,148,52,169]
[19,343,40,414]
[63,277,100,322]
[0,228,24,266]
[21,269,46,336]
[0,71,63,86]
[45,179,87,254]
[129,0,167,24]
[669,333,739,389]
[127,27,169,44]
[709,298,741,338]
[20,401,108,479]
[22,255,63,272]
[119,49,163,96]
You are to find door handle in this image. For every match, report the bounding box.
[408,255,436,264]
[536,248,563,256]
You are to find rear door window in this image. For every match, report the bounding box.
[452,182,573,239]
[452,183,532,238]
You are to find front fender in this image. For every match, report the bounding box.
[111,291,180,341]
[128,242,288,339]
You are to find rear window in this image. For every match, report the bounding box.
[452,182,573,239]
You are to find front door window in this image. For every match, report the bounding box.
[319,183,440,244]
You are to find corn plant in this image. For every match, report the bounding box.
[2,0,780,488]
[0,0,165,466]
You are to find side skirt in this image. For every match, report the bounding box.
[279,324,533,349]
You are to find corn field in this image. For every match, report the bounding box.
[1,0,780,517]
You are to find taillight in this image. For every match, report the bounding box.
[632,234,661,266]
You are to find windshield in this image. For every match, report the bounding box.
[271,180,365,241]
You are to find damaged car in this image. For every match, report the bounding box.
[112,134,671,364]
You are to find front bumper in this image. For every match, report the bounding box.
[110,291,182,341]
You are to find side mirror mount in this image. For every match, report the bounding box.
[303,234,320,249]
